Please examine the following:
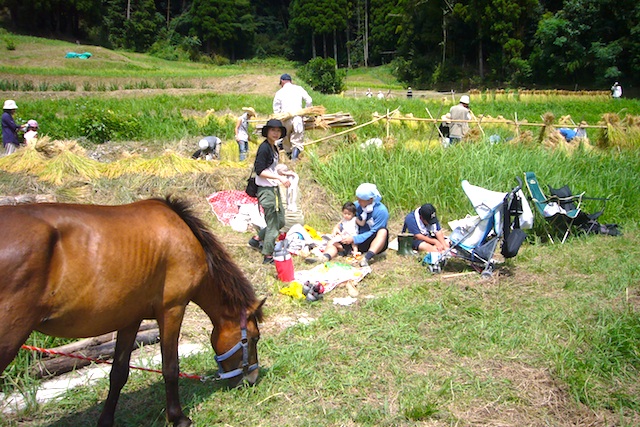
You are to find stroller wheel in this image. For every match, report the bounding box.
[480,270,493,279]
[428,264,442,274]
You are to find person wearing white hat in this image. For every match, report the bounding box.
[235,107,256,161]
[191,136,221,160]
[448,95,471,145]
[2,100,21,155]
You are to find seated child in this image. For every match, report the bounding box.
[328,201,364,256]
[402,203,450,253]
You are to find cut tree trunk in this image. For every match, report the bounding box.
[29,325,160,378]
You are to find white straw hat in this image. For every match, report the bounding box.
[3,100,18,110]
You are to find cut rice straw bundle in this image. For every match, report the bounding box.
[36,138,86,157]
[538,112,556,144]
[0,142,47,175]
[271,106,327,121]
[102,152,146,179]
[39,150,103,185]
[509,130,534,145]
[621,115,640,149]
[596,113,624,149]
[134,150,216,178]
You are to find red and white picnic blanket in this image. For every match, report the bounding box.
[207,190,260,227]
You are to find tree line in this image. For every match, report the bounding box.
[1,0,637,89]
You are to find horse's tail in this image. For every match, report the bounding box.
[159,196,262,321]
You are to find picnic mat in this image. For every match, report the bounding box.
[207,190,258,226]
[294,262,371,293]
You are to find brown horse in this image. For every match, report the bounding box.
[0,197,265,427]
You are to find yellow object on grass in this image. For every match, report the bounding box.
[303,224,322,240]
[279,281,305,299]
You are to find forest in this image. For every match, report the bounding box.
[1,0,637,90]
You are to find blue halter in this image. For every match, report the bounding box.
[214,312,259,381]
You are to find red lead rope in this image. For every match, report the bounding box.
[20,344,207,381]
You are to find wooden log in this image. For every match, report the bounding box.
[29,327,160,378]
[38,322,157,358]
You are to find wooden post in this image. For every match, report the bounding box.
[425,107,445,140]
[386,108,390,139]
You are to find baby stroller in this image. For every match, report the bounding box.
[424,178,533,277]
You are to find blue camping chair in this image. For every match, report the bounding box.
[524,172,608,243]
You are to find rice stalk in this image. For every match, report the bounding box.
[464,127,482,143]
[134,150,215,177]
[595,113,624,149]
[271,106,327,121]
[621,115,640,149]
[538,112,556,144]
[509,130,535,145]
[102,152,146,178]
[55,181,94,201]
[0,142,47,174]
[38,151,103,185]
[35,138,86,157]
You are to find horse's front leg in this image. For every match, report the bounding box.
[159,306,191,427]
[97,321,141,427]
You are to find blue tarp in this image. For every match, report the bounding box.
[65,52,92,59]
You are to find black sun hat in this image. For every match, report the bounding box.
[262,119,287,137]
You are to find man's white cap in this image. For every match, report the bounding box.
[198,139,209,149]
[3,100,18,110]
[459,95,470,104]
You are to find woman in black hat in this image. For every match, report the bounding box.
[248,119,291,264]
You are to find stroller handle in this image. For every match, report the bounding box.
[513,176,523,193]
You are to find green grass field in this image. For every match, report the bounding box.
[1,34,639,426]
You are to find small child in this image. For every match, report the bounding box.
[23,119,38,143]
[328,201,363,256]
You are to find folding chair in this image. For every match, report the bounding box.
[524,171,608,243]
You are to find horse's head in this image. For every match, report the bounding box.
[211,298,265,387]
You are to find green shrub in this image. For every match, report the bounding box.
[298,57,346,94]
[79,108,139,143]
[4,36,15,50]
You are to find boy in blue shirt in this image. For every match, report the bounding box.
[402,203,450,253]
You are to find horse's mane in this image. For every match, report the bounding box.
[158,196,263,322]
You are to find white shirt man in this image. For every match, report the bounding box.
[611,82,622,98]
[448,95,471,144]
[272,73,312,160]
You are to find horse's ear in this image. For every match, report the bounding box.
[249,297,266,322]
